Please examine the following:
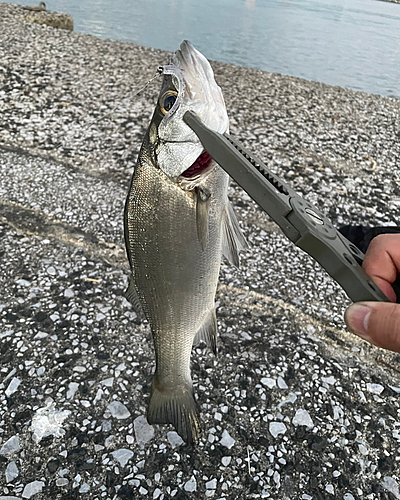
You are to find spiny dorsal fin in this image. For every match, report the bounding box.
[222,201,248,267]
[193,308,217,355]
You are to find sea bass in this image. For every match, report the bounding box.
[124,41,246,444]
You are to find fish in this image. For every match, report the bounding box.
[124,40,247,444]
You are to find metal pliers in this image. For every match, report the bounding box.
[184,110,400,303]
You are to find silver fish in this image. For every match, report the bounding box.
[124,41,246,444]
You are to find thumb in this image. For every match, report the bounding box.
[345,302,400,353]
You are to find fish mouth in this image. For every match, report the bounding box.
[180,151,213,179]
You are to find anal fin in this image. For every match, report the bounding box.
[124,274,144,317]
[193,308,217,355]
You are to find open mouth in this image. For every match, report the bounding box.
[181,151,213,179]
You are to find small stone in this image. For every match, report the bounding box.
[17,279,31,287]
[111,449,134,468]
[101,377,114,387]
[31,404,70,442]
[221,456,231,466]
[73,366,86,373]
[153,488,162,499]
[5,461,19,483]
[67,382,79,400]
[260,377,276,389]
[220,430,235,449]
[269,422,287,438]
[184,476,197,492]
[167,431,184,449]
[326,484,334,494]
[366,383,384,395]
[5,378,21,397]
[56,478,69,487]
[292,409,314,428]
[206,479,217,489]
[134,415,154,447]
[79,483,90,493]
[47,266,56,275]
[0,436,20,457]
[139,487,148,495]
[107,401,130,420]
[126,435,134,444]
[277,377,288,389]
[343,494,355,500]
[381,477,400,499]
[64,289,74,298]
[22,480,45,498]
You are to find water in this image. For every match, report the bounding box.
[14,0,400,98]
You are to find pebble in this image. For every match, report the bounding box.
[79,483,91,493]
[5,377,21,397]
[269,422,287,438]
[343,494,355,500]
[111,448,134,468]
[153,488,162,499]
[167,431,184,448]
[260,377,276,389]
[134,415,154,446]
[22,481,45,499]
[220,430,235,448]
[184,476,197,492]
[30,404,70,442]
[56,478,69,486]
[107,401,131,419]
[221,456,231,466]
[366,383,384,395]
[381,477,400,499]
[206,479,217,489]
[0,436,20,457]
[5,461,19,483]
[292,409,314,428]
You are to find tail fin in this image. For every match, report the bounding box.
[147,377,201,445]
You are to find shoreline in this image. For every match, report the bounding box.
[1,2,400,499]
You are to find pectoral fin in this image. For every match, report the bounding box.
[222,201,248,267]
[196,186,211,251]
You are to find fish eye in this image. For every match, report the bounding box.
[160,90,178,115]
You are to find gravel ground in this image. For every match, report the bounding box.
[1,2,400,499]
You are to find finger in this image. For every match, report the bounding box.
[363,234,400,291]
[345,301,400,353]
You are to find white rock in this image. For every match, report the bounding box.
[73,366,86,373]
[5,378,21,397]
[101,377,114,387]
[273,471,280,488]
[64,288,74,298]
[66,382,79,400]
[31,403,70,443]
[322,376,336,385]
[269,422,287,438]
[79,483,90,493]
[366,383,384,395]
[0,436,20,457]
[292,409,314,428]
[139,487,148,495]
[111,448,133,468]
[277,377,288,389]
[220,430,235,449]
[22,480,45,498]
[0,496,21,500]
[221,456,231,466]
[167,431,184,449]
[206,479,217,489]
[260,377,276,389]
[56,478,69,486]
[153,488,162,499]
[134,415,154,447]
[343,494,355,500]
[326,484,334,494]
[16,279,31,287]
[184,476,197,492]
[5,461,19,483]
[381,476,400,499]
[107,401,130,420]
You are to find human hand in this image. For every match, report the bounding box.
[344,234,400,352]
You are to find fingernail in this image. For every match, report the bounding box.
[345,304,372,342]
